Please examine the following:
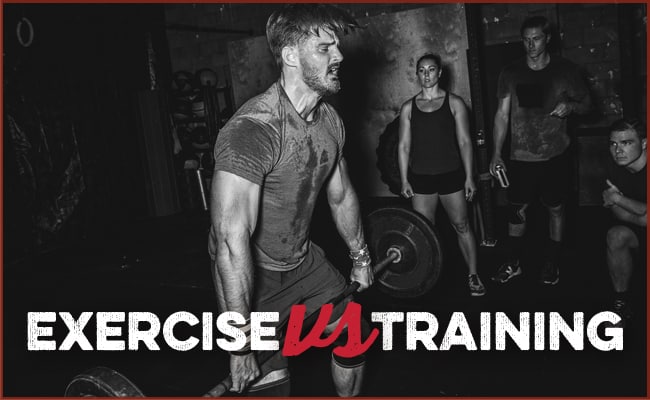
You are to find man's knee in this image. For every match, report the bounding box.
[331,360,364,397]
[248,369,291,397]
[508,203,528,225]
[328,314,372,368]
[547,203,564,218]
[607,225,637,251]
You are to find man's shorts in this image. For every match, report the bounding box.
[507,151,570,207]
[408,168,465,195]
[252,242,348,372]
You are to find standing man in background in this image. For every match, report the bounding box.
[489,15,591,285]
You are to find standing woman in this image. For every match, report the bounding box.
[398,53,485,297]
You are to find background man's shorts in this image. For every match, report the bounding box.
[252,242,348,372]
[507,151,570,207]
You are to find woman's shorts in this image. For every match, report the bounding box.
[408,168,465,195]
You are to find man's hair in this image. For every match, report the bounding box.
[416,53,442,71]
[520,15,552,36]
[610,117,647,140]
[266,4,360,68]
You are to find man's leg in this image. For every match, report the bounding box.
[330,358,364,397]
[248,368,291,396]
[606,225,639,324]
[507,202,528,248]
[246,265,298,397]
[548,203,565,242]
[540,203,564,285]
[325,313,366,397]
[492,202,527,283]
[300,244,365,396]
[493,159,532,283]
[606,225,639,293]
[540,151,571,285]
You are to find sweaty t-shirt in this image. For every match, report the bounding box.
[210,82,344,271]
[497,56,589,161]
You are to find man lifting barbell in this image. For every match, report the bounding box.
[207,4,372,396]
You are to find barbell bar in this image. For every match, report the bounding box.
[203,246,402,397]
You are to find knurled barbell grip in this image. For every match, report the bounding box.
[203,250,400,397]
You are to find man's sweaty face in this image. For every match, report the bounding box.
[299,29,344,96]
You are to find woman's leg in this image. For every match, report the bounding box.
[440,189,478,275]
[412,192,440,225]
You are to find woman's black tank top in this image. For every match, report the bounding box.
[409,92,462,175]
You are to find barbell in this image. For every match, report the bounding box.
[64,206,443,397]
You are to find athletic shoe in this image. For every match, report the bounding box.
[540,261,560,285]
[468,274,486,297]
[491,262,522,283]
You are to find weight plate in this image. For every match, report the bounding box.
[65,366,145,397]
[366,207,443,298]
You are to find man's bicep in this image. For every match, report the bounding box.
[496,95,511,116]
[211,170,261,235]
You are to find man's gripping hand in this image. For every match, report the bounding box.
[489,154,505,177]
[230,353,260,393]
[351,264,374,291]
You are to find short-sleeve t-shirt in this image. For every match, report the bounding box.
[210,82,345,271]
[606,161,646,238]
[497,56,589,162]
[608,163,647,204]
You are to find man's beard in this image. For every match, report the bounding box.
[301,59,341,97]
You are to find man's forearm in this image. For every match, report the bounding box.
[613,195,647,217]
[330,189,366,252]
[611,204,647,227]
[213,237,255,316]
[492,112,508,157]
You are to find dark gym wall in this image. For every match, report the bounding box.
[164,4,430,75]
[3,4,171,259]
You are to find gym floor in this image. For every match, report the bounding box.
[4,197,647,397]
